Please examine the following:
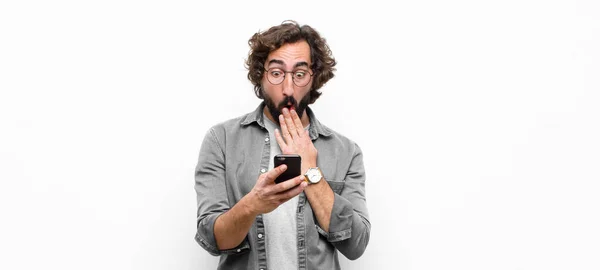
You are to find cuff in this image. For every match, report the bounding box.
[195,213,250,256]
[315,224,352,242]
[195,233,250,256]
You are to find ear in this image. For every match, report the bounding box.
[256,86,265,99]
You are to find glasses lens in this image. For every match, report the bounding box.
[266,68,284,85]
[292,70,311,87]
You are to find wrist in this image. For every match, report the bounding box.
[240,192,260,216]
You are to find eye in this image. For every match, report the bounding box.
[270,69,283,78]
[294,71,307,79]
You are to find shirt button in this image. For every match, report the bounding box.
[258,233,263,239]
[264,137,269,142]
[260,168,266,173]
[237,249,241,252]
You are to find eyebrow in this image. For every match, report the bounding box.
[267,59,310,69]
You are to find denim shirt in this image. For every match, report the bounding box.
[194,103,370,270]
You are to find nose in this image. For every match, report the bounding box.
[282,72,295,96]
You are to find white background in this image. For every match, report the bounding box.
[1,0,599,269]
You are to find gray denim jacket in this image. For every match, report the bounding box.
[194,103,370,270]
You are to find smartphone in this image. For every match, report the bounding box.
[273,154,302,184]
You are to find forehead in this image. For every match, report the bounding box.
[265,40,311,68]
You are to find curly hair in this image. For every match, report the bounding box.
[245,20,337,104]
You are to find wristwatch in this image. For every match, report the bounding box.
[304,167,323,184]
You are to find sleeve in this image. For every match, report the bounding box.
[194,128,250,256]
[315,142,371,260]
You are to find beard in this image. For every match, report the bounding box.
[263,91,311,125]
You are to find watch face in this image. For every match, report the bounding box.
[307,168,322,183]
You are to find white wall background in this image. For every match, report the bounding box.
[1,0,599,269]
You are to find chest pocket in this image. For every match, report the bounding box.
[326,180,345,195]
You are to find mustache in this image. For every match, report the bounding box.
[277,96,298,110]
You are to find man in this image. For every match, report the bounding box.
[194,21,370,270]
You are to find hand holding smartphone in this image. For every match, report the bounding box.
[274,154,301,184]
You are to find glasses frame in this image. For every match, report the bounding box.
[263,67,314,87]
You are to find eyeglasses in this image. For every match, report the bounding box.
[264,68,313,87]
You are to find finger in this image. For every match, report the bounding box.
[290,109,305,138]
[282,108,298,138]
[275,180,308,201]
[263,164,287,184]
[279,114,293,143]
[272,175,304,193]
[274,128,287,149]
